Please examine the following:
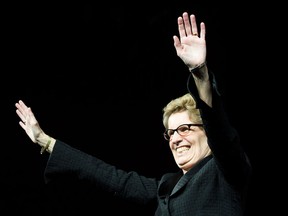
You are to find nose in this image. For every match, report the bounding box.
[171,131,183,143]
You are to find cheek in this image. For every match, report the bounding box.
[169,141,174,150]
[188,132,207,146]
[198,134,208,147]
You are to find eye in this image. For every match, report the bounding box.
[167,129,175,137]
[178,125,190,133]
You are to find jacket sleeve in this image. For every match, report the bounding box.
[44,140,158,205]
[187,70,252,190]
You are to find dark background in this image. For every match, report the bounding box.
[2,1,281,215]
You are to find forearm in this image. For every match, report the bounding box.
[193,78,212,107]
[191,64,212,107]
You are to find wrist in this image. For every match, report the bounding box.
[37,133,55,154]
[189,61,207,73]
[36,133,50,147]
[40,135,51,154]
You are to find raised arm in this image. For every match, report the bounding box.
[173,12,212,107]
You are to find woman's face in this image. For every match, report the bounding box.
[167,110,211,173]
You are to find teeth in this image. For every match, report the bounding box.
[176,146,189,152]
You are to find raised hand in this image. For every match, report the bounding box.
[15,100,43,143]
[173,12,206,70]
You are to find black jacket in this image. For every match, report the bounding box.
[44,72,252,215]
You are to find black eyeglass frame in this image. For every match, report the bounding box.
[163,123,204,140]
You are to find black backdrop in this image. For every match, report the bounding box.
[2,1,279,215]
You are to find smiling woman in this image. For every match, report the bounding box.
[13,9,253,216]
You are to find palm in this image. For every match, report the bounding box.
[177,35,206,66]
[25,111,42,143]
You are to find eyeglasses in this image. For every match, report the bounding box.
[163,123,203,140]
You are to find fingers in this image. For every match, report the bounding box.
[189,14,198,36]
[177,16,186,39]
[173,35,181,48]
[183,12,192,35]
[16,103,25,123]
[15,100,30,124]
[178,12,202,37]
[199,22,206,39]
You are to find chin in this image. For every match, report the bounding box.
[177,160,195,170]
[177,161,191,168]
